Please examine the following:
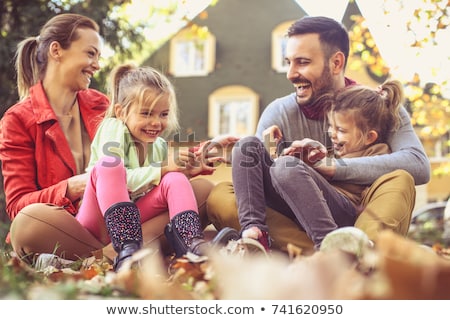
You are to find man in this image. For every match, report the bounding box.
[206,16,430,254]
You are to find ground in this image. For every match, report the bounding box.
[1,165,449,299]
[1,229,449,300]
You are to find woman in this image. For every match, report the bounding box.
[0,13,217,264]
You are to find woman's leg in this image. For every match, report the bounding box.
[10,203,104,262]
[190,178,215,229]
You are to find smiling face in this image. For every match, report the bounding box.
[57,27,102,91]
[328,111,378,157]
[117,91,170,146]
[285,33,335,107]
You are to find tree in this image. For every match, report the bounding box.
[0,0,149,116]
[348,0,450,176]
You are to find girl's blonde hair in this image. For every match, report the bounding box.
[15,13,99,100]
[329,80,404,145]
[106,63,179,136]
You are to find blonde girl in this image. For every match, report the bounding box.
[76,64,237,270]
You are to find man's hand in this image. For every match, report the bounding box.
[282,138,327,166]
[262,125,283,158]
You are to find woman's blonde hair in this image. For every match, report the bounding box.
[15,13,99,100]
[106,63,179,136]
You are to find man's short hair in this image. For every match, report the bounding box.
[287,16,349,68]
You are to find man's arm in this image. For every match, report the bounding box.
[332,107,430,185]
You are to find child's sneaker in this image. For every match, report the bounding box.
[240,226,272,253]
[255,230,271,252]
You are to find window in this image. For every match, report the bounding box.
[208,86,259,138]
[271,21,295,73]
[169,27,216,77]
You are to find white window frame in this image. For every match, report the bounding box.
[208,86,259,138]
[271,21,295,73]
[169,28,216,77]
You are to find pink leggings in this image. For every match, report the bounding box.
[76,157,198,245]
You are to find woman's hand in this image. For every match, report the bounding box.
[66,172,89,202]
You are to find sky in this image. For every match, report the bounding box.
[124,0,212,40]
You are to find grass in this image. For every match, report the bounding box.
[0,219,129,299]
[1,219,449,300]
[0,243,135,299]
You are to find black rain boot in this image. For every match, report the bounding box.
[104,202,143,271]
[164,210,206,257]
[164,211,241,257]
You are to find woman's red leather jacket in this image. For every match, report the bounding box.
[0,82,109,220]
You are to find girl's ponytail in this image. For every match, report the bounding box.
[378,80,404,132]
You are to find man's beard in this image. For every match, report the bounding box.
[296,64,334,107]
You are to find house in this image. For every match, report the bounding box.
[143,0,362,142]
